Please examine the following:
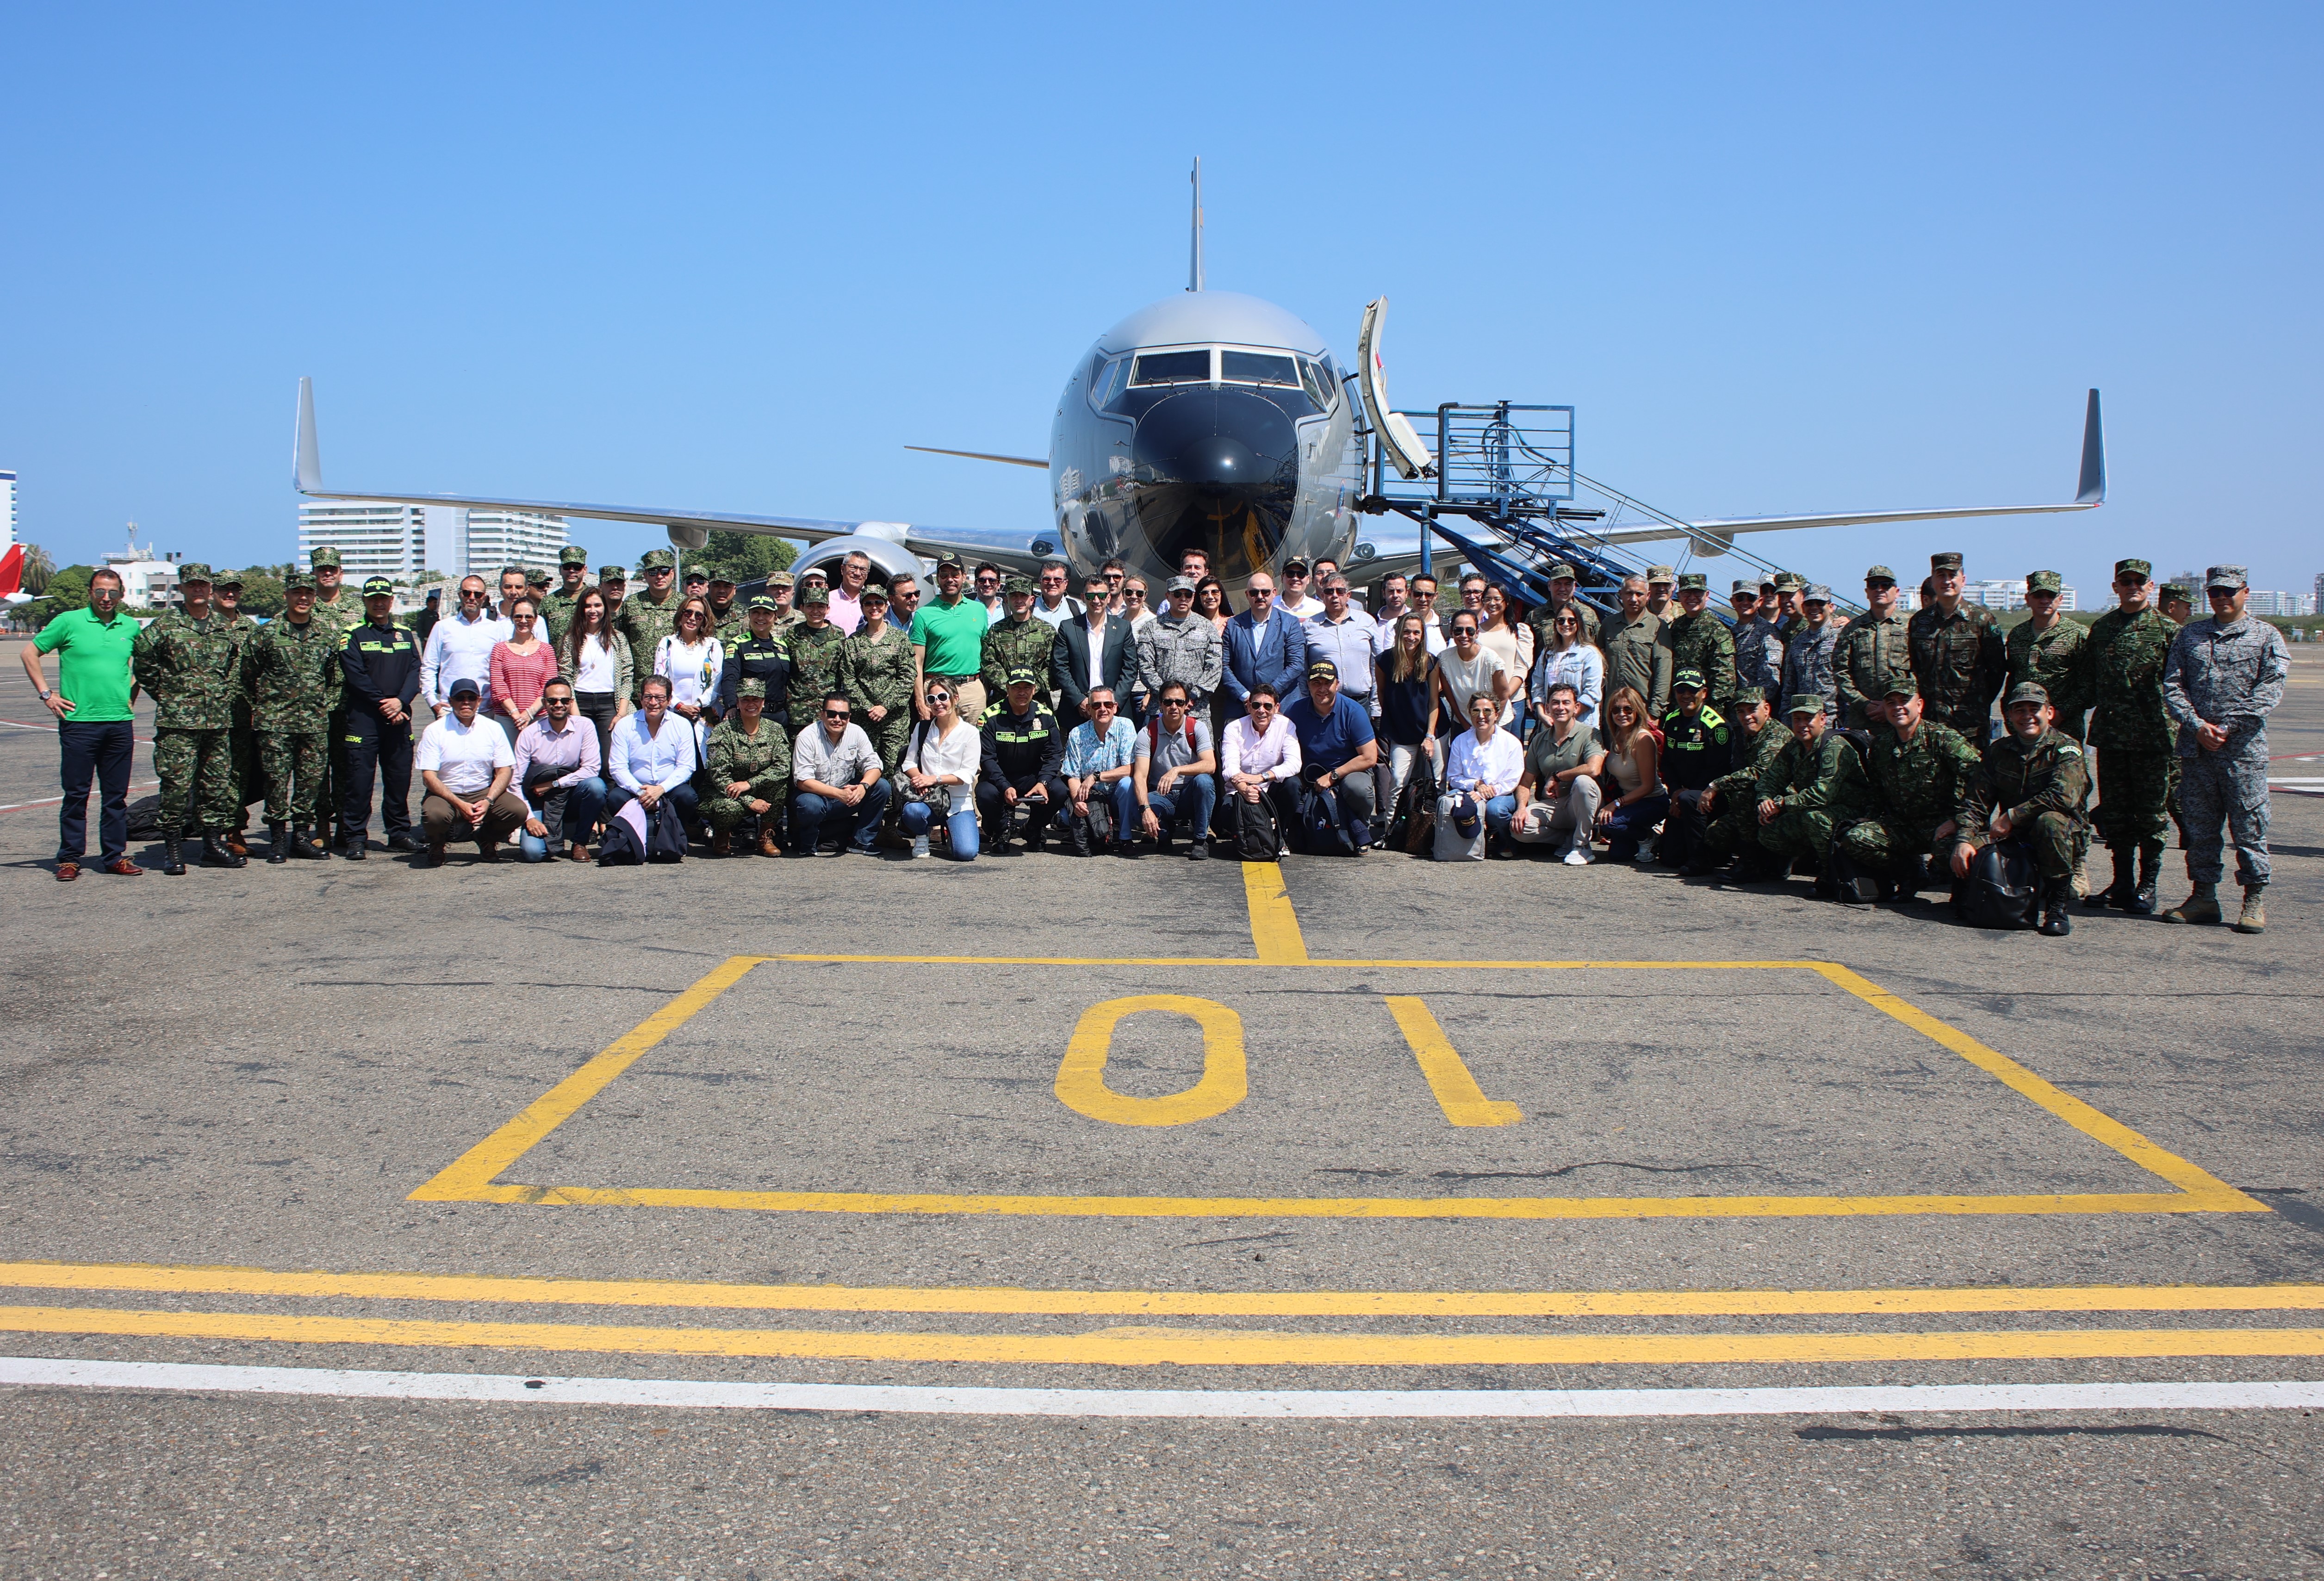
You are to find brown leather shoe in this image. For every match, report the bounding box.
[710,829,733,857]
[226,828,249,858]
[101,859,144,877]
[757,829,782,858]
[567,844,590,862]
[55,862,78,882]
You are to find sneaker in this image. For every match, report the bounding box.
[1563,847,1591,866]
[1187,841,1210,861]
[910,835,930,859]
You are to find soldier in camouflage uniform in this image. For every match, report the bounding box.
[2006,570,2088,736]
[1526,562,1601,651]
[2070,557,2180,914]
[1729,580,1785,701]
[1908,551,2007,743]
[982,576,1059,707]
[706,573,743,639]
[1665,573,1737,715]
[1835,678,1981,897]
[597,565,628,631]
[301,547,365,849]
[1955,682,2090,936]
[702,679,792,856]
[1746,692,1874,891]
[1779,584,1840,725]
[130,564,246,874]
[615,547,682,705]
[209,571,266,854]
[2158,583,2196,625]
[784,586,850,723]
[764,571,803,639]
[839,586,918,778]
[245,570,341,860]
[1684,688,1789,876]
[2160,565,2292,935]
[1833,565,1914,731]
[540,545,591,642]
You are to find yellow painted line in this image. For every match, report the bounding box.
[1384,997,1522,1126]
[4,1305,2321,1367]
[1241,863,1309,963]
[6,1262,2321,1319]
[1054,997,1248,1126]
[764,956,1824,968]
[408,955,765,1202]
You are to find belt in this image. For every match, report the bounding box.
[929,672,980,681]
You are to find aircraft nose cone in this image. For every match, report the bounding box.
[1131,388,1298,495]
[1178,433,1260,489]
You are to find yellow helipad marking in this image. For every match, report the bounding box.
[4,1304,2321,1368]
[1386,996,1522,1126]
[1242,862,1308,962]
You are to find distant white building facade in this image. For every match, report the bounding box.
[1961,578,2077,613]
[0,471,16,551]
[102,530,180,608]
[2247,589,2315,618]
[299,501,565,583]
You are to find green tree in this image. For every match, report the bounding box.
[234,570,288,617]
[29,564,94,630]
[693,531,797,584]
[19,543,55,595]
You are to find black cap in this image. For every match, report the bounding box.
[447,676,482,701]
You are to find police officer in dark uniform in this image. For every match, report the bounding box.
[719,594,795,728]
[976,667,1068,851]
[1653,668,1732,867]
[337,577,424,858]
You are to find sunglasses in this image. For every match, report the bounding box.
[1453,627,1478,638]
[1090,701,1118,711]
[926,691,950,705]
[1160,697,1188,708]
[460,590,486,601]
[1249,701,1276,712]
[545,694,572,707]
[823,709,850,720]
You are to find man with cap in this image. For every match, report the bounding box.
[1665,573,1737,717]
[415,676,527,864]
[302,546,365,846]
[1771,575,1808,641]
[526,564,553,604]
[1526,562,1600,651]
[1642,566,1678,628]
[1653,668,1730,869]
[1135,574,1222,718]
[1953,682,2089,936]
[1283,658,1379,850]
[245,569,341,861]
[911,555,994,725]
[1908,552,2007,743]
[1730,579,1786,703]
[784,585,851,728]
[411,587,441,647]
[720,594,794,728]
[1601,575,1672,720]
[208,569,266,856]
[2160,565,2291,933]
[597,564,628,626]
[2158,583,2196,625]
[2008,572,2089,737]
[1684,687,1788,877]
[764,570,801,638]
[1833,565,1914,731]
[702,678,790,857]
[977,668,1069,850]
[614,547,682,704]
[336,576,424,858]
[541,546,592,640]
[705,572,742,637]
[1744,693,1874,892]
[983,574,1060,713]
[130,564,245,873]
[1276,558,1323,624]
[2072,557,2181,913]
[1779,585,1840,725]
[839,583,916,789]
[1834,677,1982,899]
[681,564,710,602]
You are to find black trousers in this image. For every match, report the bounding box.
[574,691,619,772]
[976,775,1067,839]
[57,719,135,863]
[342,711,414,842]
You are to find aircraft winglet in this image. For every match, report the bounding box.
[295,376,323,495]
[2076,388,2106,505]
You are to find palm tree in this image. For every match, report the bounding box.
[19,543,54,595]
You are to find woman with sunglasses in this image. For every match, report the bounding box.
[486,597,559,750]
[1476,584,1534,692]
[653,595,726,754]
[1595,685,1666,863]
[558,588,631,770]
[1529,606,1604,733]
[899,684,983,860]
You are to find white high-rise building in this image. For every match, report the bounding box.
[298,501,565,583]
[2247,589,2315,618]
[1961,578,2076,613]
[0,470,17,551]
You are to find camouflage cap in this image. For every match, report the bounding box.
[637,548,676,570]
[769,571,795,588]
[859,583,889,602]
[2004,681,2051,707]
[308,547,342,570]
[1882,675,1919,699]
[682,567,710,585]
[1546,562,1578,581]
[799,585,831,606]
[211,569,244,589]
[598,564,628,582]
[1006,574,1038,595]
[558,545,590,566]
[1930,552,1964,572]
[1864,565,1897,585]
[1774,575,1805,593]
[1731,580,1757,596]
[1676,572,1709,592]
[2205,564,2248,590]
[2026,570,2063,594]
[1785,693,1827,716]
[1005,666,1041,688]
[736,678,767,701]
[526,566,551,586]
[1732,686,1770,710]
[1646,565,1677,584]
[1802,583,1832,603]
[747,593,780,611]
[1759,574,1781,591]
[2162,582,2195,602]
[2113,558,2152,579]
[361,576,396,597]
[175,562,215,585]
[284,570,317,592]
[1672,668,1706,690]
[708,571,737,586]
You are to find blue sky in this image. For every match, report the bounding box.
[4,3,2318,600]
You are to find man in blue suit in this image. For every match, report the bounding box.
[1222,572,1309,715]
[1050,570,1138,724]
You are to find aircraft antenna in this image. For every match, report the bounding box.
[1188,157,1204,292]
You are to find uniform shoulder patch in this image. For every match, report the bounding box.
[2057,744,2083,757]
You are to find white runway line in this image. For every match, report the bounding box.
[3,1358,2320,1420]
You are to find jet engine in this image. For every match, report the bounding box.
[787,531,929,592]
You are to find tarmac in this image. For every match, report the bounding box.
[1,638,2320,1577]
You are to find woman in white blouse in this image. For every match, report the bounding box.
[653,596,726,754]
[1477,585,1535,685]
[900,683,983,860]
[1528,607,1604,731]
[1222,684,1302,856]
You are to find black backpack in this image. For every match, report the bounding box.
[1957,840,2040,929]
[1235,791,1280,862]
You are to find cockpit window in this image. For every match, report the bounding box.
[1221,350,1301,387]
[1131,349,1212,385]
[1298,357,1332,408]
[1088,355,1124,406]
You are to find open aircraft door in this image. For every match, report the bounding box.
[1358,298,1436,481]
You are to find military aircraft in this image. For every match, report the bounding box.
[293,164,2103,595]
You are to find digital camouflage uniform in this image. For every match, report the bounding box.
[1753,726,1874,868]
[1665,598,1737,712]
[305,575,366,834]
[701,714,792,837]
[246,611,342,827]
[784,621,850,724]
[1907,601,2007,742]
[1732,614,1785,701]
[1833,607,1913,730]
[615,587,681,706]
[1839,717,1982,874]
[2163,605,2291,890]
[839,626,918,776]
[2075,602,2179,853]
[215,608,264,823]
[1960,726,2090,880]
[2007,618,2089,740]
[132,604,243,835]
[1701,718,1790,857]
[982,614,1058,711]
[539,553,591,642]
[1780,621,1840,719]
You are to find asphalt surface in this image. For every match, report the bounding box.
[1,638,2320,1577]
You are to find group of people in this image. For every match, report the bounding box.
[22,538,2290,937]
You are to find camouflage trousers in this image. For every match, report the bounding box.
[229,719,261,822]
[863,714,911,779]
[703,784,789,834]
[259,731,327,825]
[1756,806,1846,867]
[1837,815,1967,874]
[1966,810,2081,880]
[1701,800,1760,856]
[2178,752,2269,887]
[153,727,238,833]
[2091,745,2173,847]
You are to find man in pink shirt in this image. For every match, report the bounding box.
[828,551,873,635]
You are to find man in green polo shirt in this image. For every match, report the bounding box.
[23,566,146,879]
[910,555,994,725]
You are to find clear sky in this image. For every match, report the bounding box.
[4,3,2317,600]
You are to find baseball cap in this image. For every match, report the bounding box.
[747,594,779,611]
[1672,668,1706,689]
[558,546,590,566]
[2026,570,2064,595]
[1167,574,1196,594]
[1677,573,1708,592]
[737,678,766,701]
[2205,564,2248,590]
[362,577,395,597]
[1785,693,1826,716]
[1306,659,1339,681]
[447,676,482,701]
[285,570,317,592]
[2005,681,2050,706]
[1005,667,1040,688]
[176,562,214,585]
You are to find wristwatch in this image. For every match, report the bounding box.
[38,688,53,702]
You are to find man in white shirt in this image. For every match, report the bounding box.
[420,576,511,718]
[1032,562,1085,630]
[609,676,701,832]
[790,692,889,855]
[416,677,528,864]
[1275,559,1324,623]
[973,563,1007,626]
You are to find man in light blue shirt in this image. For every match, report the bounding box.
[608,676,700,831]
[1302,575,1381,714]
[1060,687,1138,856]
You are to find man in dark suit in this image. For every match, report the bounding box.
[1051,571,1137,724]
[1222,571,1309,716]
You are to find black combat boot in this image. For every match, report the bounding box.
[267,821,291,863]
[342,827,367,861]
[160,831,186,877]
[201,831,247,869]
[291,825,329,859]
[2096,846,2136,909]
[1902,854,1931,896]
[2129,843,2162,915]
[2038,878,2073,936]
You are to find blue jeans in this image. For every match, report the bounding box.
[1132,772,1215,844]
[57,719,135,863]
[792,778,892,852]
[1602,791,1670,862]
[901,795,981,860]
[1450,790,1518,844]
[520,775,608,860]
